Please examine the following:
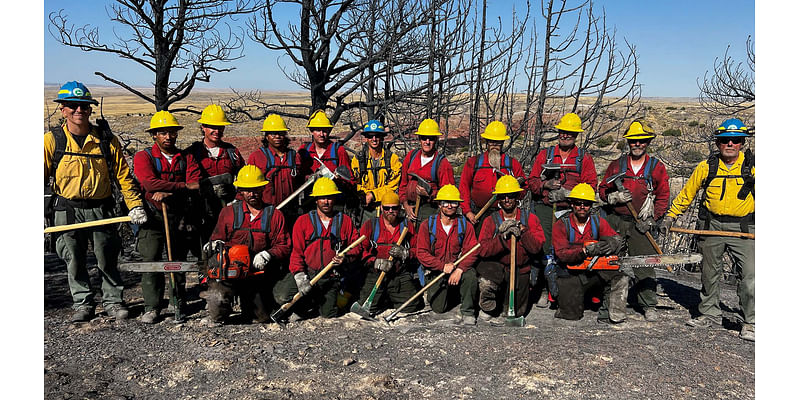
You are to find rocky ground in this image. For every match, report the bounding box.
[44,252,754,400]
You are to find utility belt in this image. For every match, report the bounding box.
[51,195,115,226]
[698,205,754,233]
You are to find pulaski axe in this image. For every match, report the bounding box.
[349,226,410,320]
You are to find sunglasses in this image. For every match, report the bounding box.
[364,134,385,139]
[627,139,651,145]
[717,137,745,145]
[63,102,92,110]
[382,205,401,211]
[420,137,437,143]
[571,201,593,208]
[497,193,518,200]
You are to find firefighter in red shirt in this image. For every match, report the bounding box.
[598,120,669,321]
[459,121,526,230]
[274,177,360,320]
[185,104,245,245]
[133,111,203,324]
[247,114,304,224]
[356,191,422,315]
[399,118,456,225]
[202,165,291,325]
[527,112,598,308]
[552,183,626,322]
[476,176,545,320]
[416,185,479,325]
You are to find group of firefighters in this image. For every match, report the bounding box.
[44,81,755,342]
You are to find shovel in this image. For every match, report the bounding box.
[383,243,482,324]
[350,227,410,320]
[271,235,367,325]
[44,216,132,234]
[161,202,183,322]
[505,235,525,327]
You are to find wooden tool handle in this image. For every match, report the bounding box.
[473,195,496,220]
[44,216,132,234]
[161,203,173,261]
[669,227,755,239]
[308,235,367,287]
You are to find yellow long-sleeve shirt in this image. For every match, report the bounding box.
[667,151,754,218]
[351,148,402,203]
[44,124,143,210]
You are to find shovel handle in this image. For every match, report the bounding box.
[276,176,317,210]
[508,236,516,317]
[473,195,497,221]
[44,216,132,234]
[161,202,181,321]
[669,226,755,239]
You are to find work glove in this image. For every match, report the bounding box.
[498,219,522,239]
[388,244,409,261]
[212,183,232,199]
[128,206,148,225]
[203,240,225,257]
[635,217,657,234]
[606,189,633,205]
[638,193,656,220]
[252,251,272,271]
[294,272,312,296]
[316,167,335,180]
[547,188,570,203]
[374,258,393,272]
[585,241,613,256]
[602,235,625,254]
[659,216,675,236]
[542,179,561,190]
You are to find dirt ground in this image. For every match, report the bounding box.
[44,251,754,400]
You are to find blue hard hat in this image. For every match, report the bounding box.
[715,118,750,137]
[54,81,99,105]
[363,119,386,134]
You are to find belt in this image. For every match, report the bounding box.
[56,195,112,209]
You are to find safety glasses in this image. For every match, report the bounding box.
[717,137,745,145]
[497,193,518,200]
[441,201,460,208]
[382,205,401,212]
[419,137,437,143]
[364,134,385,139]
[571,201,592,208]
[627,139,651,145]
[62,102,92,110]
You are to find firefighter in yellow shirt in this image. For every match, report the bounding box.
[351,119,402,225]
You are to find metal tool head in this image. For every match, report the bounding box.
[408,172,432,193]
[606,171,627,190]
[335,164,353,181]
[349,301,377,321]
[270,308,289,327]
[505,315,526,327]
[541,163,576,170]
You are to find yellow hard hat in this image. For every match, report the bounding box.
[623,120,655,140]
[480,121,510,141]
[147,110,183,133]
[234,165,269,188]
[261,114,289,132]
[380,191,401,205]
[307,109,333,128]
[492,175,523,194]
[415,119,442,136]
[197,104,231,126]
[567,183,596,202]
[434,184,463,202]
[310,177,341,197]
[554,113,584,133]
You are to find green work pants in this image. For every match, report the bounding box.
[475,261,530,316]
[698,217,755,324]
[273,270,340,318]
[555,270,628,322]
[605,213,658,310]
[425,268,478,317]
[54,205,124,309]
[206,274,274,323]
[533,202,558,253]
[358,269,423,315]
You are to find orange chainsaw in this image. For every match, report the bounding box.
[207,244,260,280]
[567,242,702,277]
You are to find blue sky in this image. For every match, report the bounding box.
[43,1,755,98]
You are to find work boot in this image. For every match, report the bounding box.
[478,278,498,312]
[141,310,160,324]
[536,290,550,308]
[71,305,95,323]
[478,310,494,322]
[461,314,477,326]
[105,304,129,320]
[643,308,658,322]
[739,323,755,342]
[685,314,722,328]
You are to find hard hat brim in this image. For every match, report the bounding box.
[715,132,749,138]
[624,134,655,140]
[234,180,269,188]
[147,125,184,133]
[492,187,524,195]
[555,127,583,133]
[415,131,443,136]
[481,132,510,141]
[261,128,289,132]
[310,190,342,197]
[198,119,231,126]
[567,195,596,202]
[54,98,100,105]
[308,123,334,128]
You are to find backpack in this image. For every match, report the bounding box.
[562,214,599,244]
[701,149,755,201]
[306,210,344,250]
[545,145,585,175]
[357,147,393,185]
[50,122,117,182]
[409,149,446,185]
[304,141,341,168]
[259,147,298,177]
[230,200,275,247]
[475,152,512,175]
[426,214,467,248]
[491,208,531,238]
[617,155,660,193]
[143,147,187,179]
[370,217,407,248]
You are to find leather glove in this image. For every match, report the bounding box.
[659,216,675,236]
[542,179,561,190]
[294,272,312,296]
[374,258,393,272]
[547,188,570,203]
[497,219,520,238]
[502,225,522,240]
[388,244,409,261]
[635,217,657,234]
[203,240,225,257]
[128,206,148,225]
[585,241,612,256]
[212,183,232,199]
[607,189,633,205]
[252,251,272,271]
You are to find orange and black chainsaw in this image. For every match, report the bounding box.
[206,244,259,280]
[567,253,702,277]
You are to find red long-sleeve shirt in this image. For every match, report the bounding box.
[477,209,545,274]
[527,146,597,206]
[552,214,618,265]
[416,214,479,272]
[209,201,291,260]
[300,141,355,186]
[289,211,360,274]
[598,155,670,219]
[133,144,202,211]
[247,146,305,206]
[459,152,527,214]
[185,141,244,178]
[358,217,417,271]
[398,151,456,205]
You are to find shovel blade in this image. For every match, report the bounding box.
[349,301,376,321]
[505,316,525,327]
[270,307,288,326]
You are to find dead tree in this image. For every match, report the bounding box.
[698,35,755,115]
[48,0,263,112]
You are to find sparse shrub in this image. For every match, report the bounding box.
[683,149,705,164]
[663,128,681,137]
[595,136,615,148]
[616,140,628,151]
[688,121,699,127]
[680,107,686,110]
[666,106,677,110]
[699,123,706,128]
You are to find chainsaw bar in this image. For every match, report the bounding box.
[119,261,202,273]
[617,253,702,268]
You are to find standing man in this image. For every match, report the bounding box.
[357,192,422,315]
[203,165,291,324]
[459,121,527,230]
[299,110,355,214]
[133,111,203,324]
[476,176,545,320]
[44,81,148,322]
[551,184,626,322]
[275,177,361,320]
[248,114,304,223]
[416,185,480,325]
[527,112,598,307]
[659,118,755,342]
[185,104,244,245]
[351,119,402,225]
[599,120,669,321]
[399,119,456,225]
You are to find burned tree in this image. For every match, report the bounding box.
[48,0,263,112]
[698,35,755,115]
